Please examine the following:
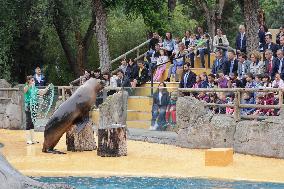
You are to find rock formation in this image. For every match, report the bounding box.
[0,80,23,130]
[98,91,128,128]
[0,152,73,189]
[176,96,284,159]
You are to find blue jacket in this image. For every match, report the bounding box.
[211,58,225,75]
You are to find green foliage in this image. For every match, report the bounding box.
[260,0,284,28]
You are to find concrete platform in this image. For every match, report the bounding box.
[1,129,284,183]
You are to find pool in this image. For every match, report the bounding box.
[33,176,284,189]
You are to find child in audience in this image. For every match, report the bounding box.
[166,91,178,126]
[262,74,272,88]
[240,92,255,115]
[193,75,201,88]
[216,72,228,88]
[225,93,235,115]
[153,49,169,82]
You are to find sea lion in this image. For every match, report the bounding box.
[42,78,105,153]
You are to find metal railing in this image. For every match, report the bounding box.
[110,39,150,65]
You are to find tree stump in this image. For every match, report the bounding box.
[97,124,127,157]
[66,121,96,152]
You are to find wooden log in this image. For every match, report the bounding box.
[66,122,96,152]
[97,124,127,157]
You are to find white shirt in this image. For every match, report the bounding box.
[35,74,41,83]
[156,56,168,66]
[158,92,163,104]
[272,79,284,88]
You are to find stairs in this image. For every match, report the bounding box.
[91,96,153,129]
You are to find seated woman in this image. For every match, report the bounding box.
[166,43,188,82]
[213,28,229,53]
[153,49,169,82]
[125,59,138,82]
[150,82,170,130]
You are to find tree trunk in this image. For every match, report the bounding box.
[168,0,177,19]
[244,0,259,55]
[97,124,127,157]
[93,0,111,72]
[66,122,96,152]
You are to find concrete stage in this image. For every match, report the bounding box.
[0,129,284,183]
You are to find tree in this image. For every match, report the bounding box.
[94,0,111,72]
[49,0,96,77]
[243,0,259,54]
[193,0,225,38]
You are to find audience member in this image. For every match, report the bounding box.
[211,49,225,74]
[196,33,211,68]
[222,50,238,76]
[179,63,196,88]
[249,50,265,75]
[119,59,128,74]
[196,26,204,40]
[263,33,279,57]
[272,73,284,88]
[125,59,138,82]
[182,30,192,48]
[216,72,228,88]
[276,49,284,79]
[235,25,247,54]
[213,28,229,52]
[279,36,284,51]
[276,26,284,45]
[163,32,175,56]
[150,82,170,131]
[238,52,251,79]
[116,69,131,88]
[33,67,46,87]
[132,61,149,87]
[153,49,168,82]
[264,49,279,80]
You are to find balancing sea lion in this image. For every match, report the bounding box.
[42,78,105,153]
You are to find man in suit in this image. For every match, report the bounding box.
[211,49,225,75]
[116,69,131,88]
[237,52,251,79]
[235,25,247,54]
[276,49,284,79]
[33,67,46,87]
[264,49,279,80]
[179,63,196,88]
[222,50,238,76]
[263,33,279,57]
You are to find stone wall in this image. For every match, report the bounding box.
[176,96,284,159]
[98,91,128,128]
[0,80,23,130]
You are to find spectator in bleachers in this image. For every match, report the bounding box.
[179,63,196,88]
[276,49,284,79]
[245,73,256,88]
[196,26,204,40]
[163,32,175,56]
[147,43,161,74]
[166,43,188,82]
[211,49,225,75]
[158,36,163,48]
[125,59,138,82]
[200,72,209,88]
[153,49,168,82]
[240,92,255,115]
[249,50,265,75]
[148,32,159,53]
[213,28,229,52]
[207,74,217,88]
[33,67,46,87]
[258,25,267,51]
[166,91,178,126]
[102,71,111,87]
[196,33,211,68]
[110,70,118,88]
[276,26,284,45]
[132,61,149,87]
[264,49,279,80]
[279,36,284,51]
[222,50,238,76]
[119,59,128,74]
[254,74,263,88]
[228,72,243,88]
[150,82,170,130]
[216,72,228,88]
[262,74,272,88]
[263,33,279,57]
[238,52,251,79]
[193,75,201,88]
[116,69,131,88]
[186,33,197,68]
[182,30,191,48]
[173,37,181,54]
[92,69,101,79]
[272,72,284,88]
[235,25,247,54]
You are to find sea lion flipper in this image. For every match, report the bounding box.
[74,116,90,133]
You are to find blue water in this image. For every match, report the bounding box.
[32,176,284,189]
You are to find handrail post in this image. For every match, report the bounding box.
[234,91,241,121]
[62,87,66,101]
[279,90,283,108]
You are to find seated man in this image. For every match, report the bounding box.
[166,43,188,82]
[263,33,279,57]
[211,49,225,75]
[132,61,150,87]
[116,69,131,88]
[179,63,196,88]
